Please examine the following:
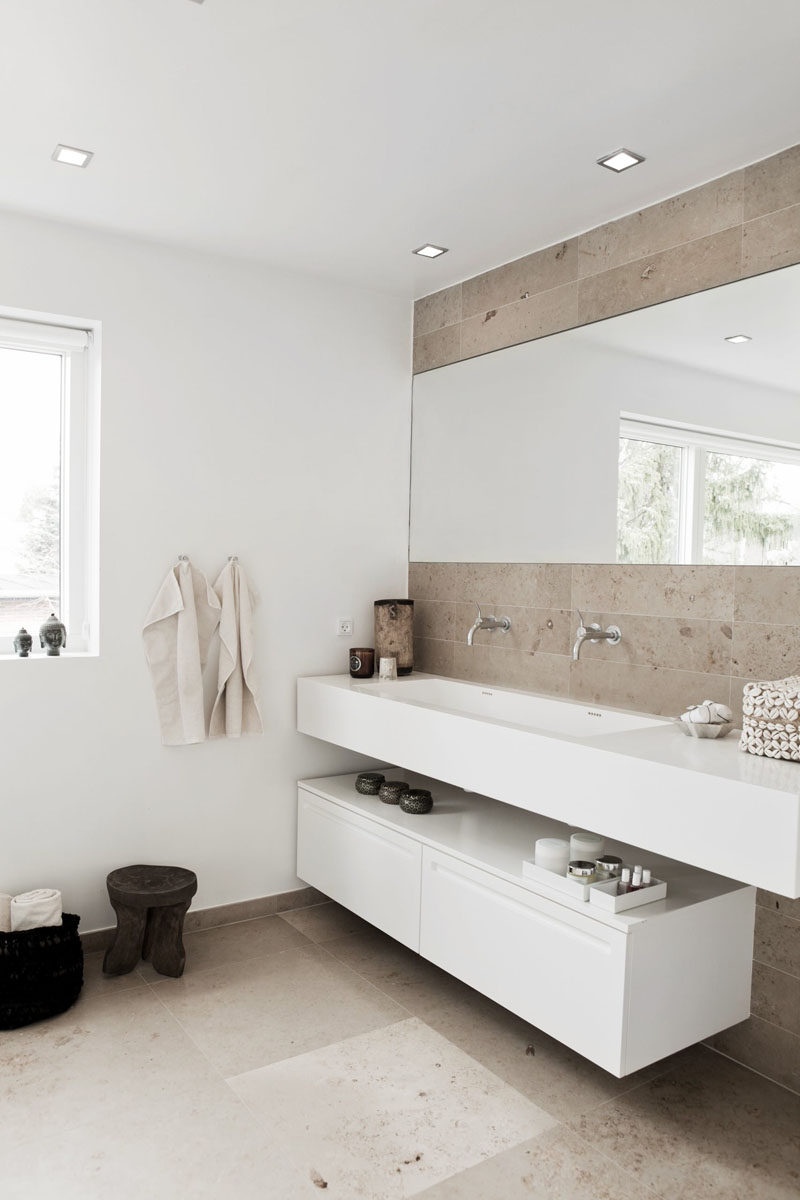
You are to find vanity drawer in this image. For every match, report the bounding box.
[419,846,629,1075]
[297,788,422,951]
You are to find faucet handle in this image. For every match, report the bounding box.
[474,601,483,620]
[576,609,586,632]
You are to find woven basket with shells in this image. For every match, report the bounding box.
[740,676,800,761]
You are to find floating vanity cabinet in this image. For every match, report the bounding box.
[297,787,422,950]
[297,771,755,1077]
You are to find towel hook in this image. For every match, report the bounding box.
[177,554,189,562]
[228,555,238,562]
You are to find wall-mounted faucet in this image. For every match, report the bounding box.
[467,602,511,646]
[572,611,622,660]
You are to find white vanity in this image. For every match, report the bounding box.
[296,672,800,1075]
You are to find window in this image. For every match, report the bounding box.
[0,314,98,654]
[618,416,800,565]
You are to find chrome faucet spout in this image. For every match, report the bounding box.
[572,611,622,660]
[467,601,511,645]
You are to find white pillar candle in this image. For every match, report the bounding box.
[570,830,605,861]
[534,837,570,875]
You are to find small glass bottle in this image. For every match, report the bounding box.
[630,865,643,891]
[617,867,631,895]
[642,868,652,888]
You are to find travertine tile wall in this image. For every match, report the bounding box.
[413,143,800,373]
[409,143,800,1093]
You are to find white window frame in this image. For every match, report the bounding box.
[0,312,100,656]
[620,413,800,564]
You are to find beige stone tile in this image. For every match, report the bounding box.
[183,892,278,932]
[734,566,800,624]
[569,658,731,718]
[757,890,800,920]
[454,562,503,606]
[486,646,571,697]
[408,562,464,602]
[0,1082,309,1200]
[80,950,148,997]
[572,1045,800,1196]
[457,604,571,655]
[575,612,732,673]
[279,899,373,943]
[414,636,455,676]
[413,324,461,373]
[460,281,577,359]
[507,564,573,609]
[274,884,328,912]
[416,1126,644,1199]
[754,904,800,978]
[572,564,734,620]
[462,240,579,318]
[80,926,114,953]
[414,284,462,337]
[414,599,456,641]
[150,944,405,1076]
[577,227,741,324]
[743,144,800,220]
[742,205,800,277]
[326,930,673,1123]
[0,988,214,1133]
[751,961,800,1037]
[705,1015,800,1096]
[731,622,800,680]
[452,641,494,684]
[136,913,310,981]
[229,1017,556,1198]
[578,173,743,278]
[728,676,749,727]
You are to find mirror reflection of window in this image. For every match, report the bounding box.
[617,419,800,565]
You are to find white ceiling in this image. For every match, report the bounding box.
[576,264,800,395]
[1,0,799,298]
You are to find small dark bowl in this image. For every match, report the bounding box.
[355,772,385,796]
[399,788,433,815]
[378,780,409,805]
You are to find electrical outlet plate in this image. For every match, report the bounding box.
[337,618,354,637]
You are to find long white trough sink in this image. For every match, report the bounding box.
[297,673,800,897]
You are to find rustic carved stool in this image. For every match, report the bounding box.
[102,865,197,978]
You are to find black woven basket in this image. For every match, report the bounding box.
[0,913,84,1030]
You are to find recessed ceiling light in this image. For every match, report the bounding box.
[725,334,752,344]
[412,244,448,258]
[597,148,645,173]
[52,144,93,168]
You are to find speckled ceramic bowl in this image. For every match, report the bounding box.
[676,719,734,739]
[355,772,385,795]
[399,788,433,815]
[378,780,409,805]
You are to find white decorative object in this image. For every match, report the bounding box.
[740,676,800,762]
[679,700,734,738]
[379,656,398,681]
[569,830,605,861]
[533,837,570,874]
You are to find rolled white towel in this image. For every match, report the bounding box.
[0,893,11,933]
[10,889,62,932]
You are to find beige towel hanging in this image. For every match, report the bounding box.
[143,558,221,746]
[209,559,263,738]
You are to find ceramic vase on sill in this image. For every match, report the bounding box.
[374,599,413,676]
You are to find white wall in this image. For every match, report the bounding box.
[0,210,411,930]
[411,336,800,562]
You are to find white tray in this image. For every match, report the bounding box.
[589,876,667,912]
[522,859,593,901]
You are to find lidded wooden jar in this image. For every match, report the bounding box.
[374,599,414,676]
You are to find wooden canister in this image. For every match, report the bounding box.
[374,599,414,676]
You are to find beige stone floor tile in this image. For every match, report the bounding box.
[571,1046,800,1199]
[0,1076,312,1200]
[705,1015,800,1095]
[324,930,675,1122]
[136,912,309,981]
[79,949,148,997]
[151,943,406,1076]
[0,987,220,1134]
[279,898,373,942]
[415,1125,648,1199]
[229,1016,556,1198]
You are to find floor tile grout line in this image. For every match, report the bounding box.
[564,1124,666,1200]
[702,1043,800,1098]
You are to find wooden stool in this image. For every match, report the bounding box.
[102,865,197,978]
